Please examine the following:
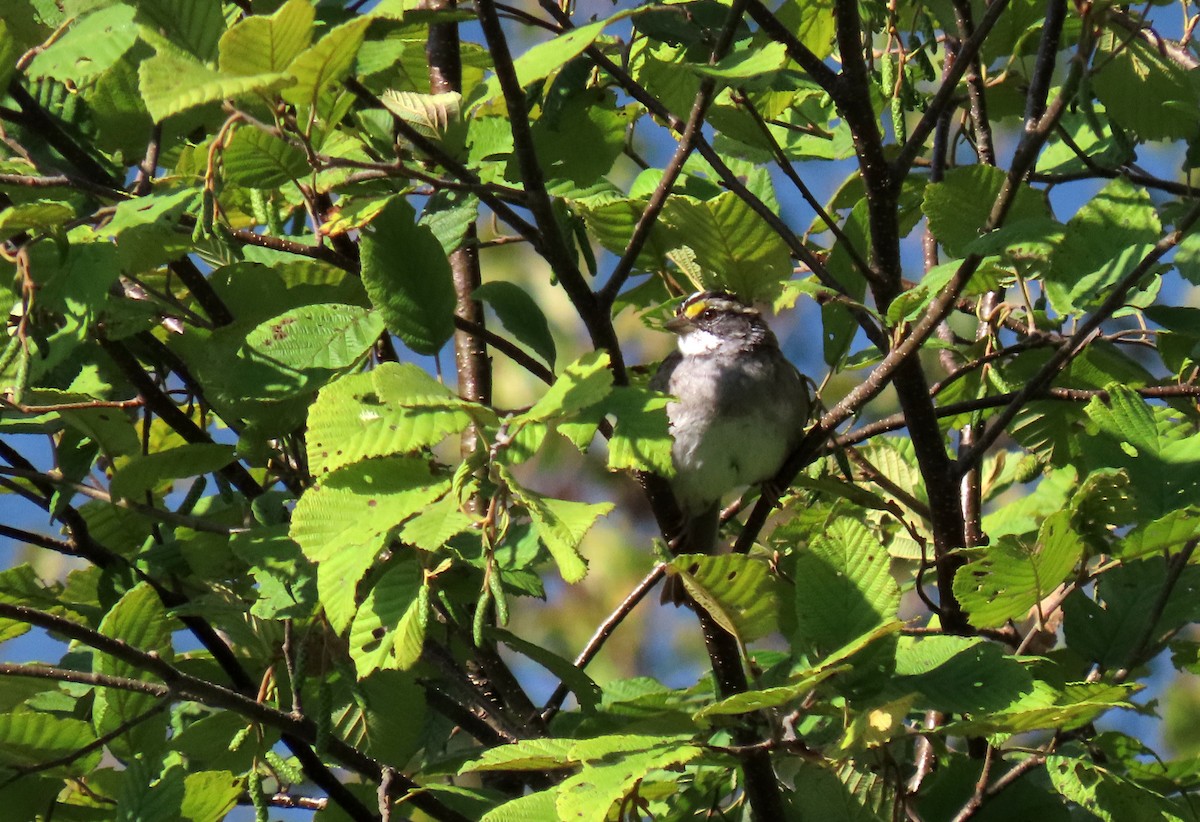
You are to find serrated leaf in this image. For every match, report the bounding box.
[1081,385,1200,520]
[671,553,779,641]
[661,192,792,303]
[398,493,475,551]
[952,681,1140,736]
[93,188,196,239]
[953,510,1082,629]
[892,635,1033,714]
[0,200,75,239]
[490,627,602,712]
[290,456,446,563]
[348,556,426,677]
[179,771,242,822]
[695,620,901,720]
[218,0,314,75]
[222,127,310,187]
[94,583,174,754]
[281,16,370,107]
[504,470,609,583]
[380,89,462,140]
[1046,756,1187,822]
[360,196,456,355]
[793,518,900,654]
[922,165,1048,257]
[1093,34,1200,143]
[138,49,289,122]
[26,4,137,84]
[468,10,640,109]
[110,443,236,501]
[306,363,475,478]
[0,713,99,770]
[522,351,612,423]
[136,0,225,61]
[241,303,383,373]
[1063,558,1200,669]
[1046,178,1159,314]
[603,386,672,476]
[461,737,577,773]
[555,741,704,821]
[1119,508,1200,559]
[471,281,557,368]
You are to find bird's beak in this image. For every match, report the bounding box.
[664,315,692,333]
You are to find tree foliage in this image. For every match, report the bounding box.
[2,0,1200,819]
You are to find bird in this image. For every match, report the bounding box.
[651,290,811,605]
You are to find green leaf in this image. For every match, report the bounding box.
[136,0,226,61]
[1076,385,1200,521]
[281,16,370,107]
[1063,558,1200,669]
[218,0,314,75]
[398,493,475,551]
[671,553,780,642]
[490,627,602,712]
[348,555,426,677]
[360,196,456,355]
[26,4,137,84]
[1046,756,1187,822]
[222,127,310,187]
[341,670,427,766]
[305,363,475,478]
[922,165,1048,257]
[775,0,836,60]
[1118,508,1200,560]
[481,791,559,822]
[953,510,1082,629]
[504,470,610,584]
[93,187,197,239]
[467,10,640,109]
[522,351,612,423]
[1046,178,1159,314]
[241,303,384,374]
[138,48,288,122]
[953,681,1140,736]
[471,281,557,368]
[94,583,174,754]
[792,518,900,654]
[603,386,673,476]
[554,740,705,821]
[110,443,236,501]
[892,635,1033,714]
[0,712,99,770]
[380,89,463,141]
[695,621,901,720]
[0,200,75,240]
[1093,34,1200,142]
[461,737,577,773]
[180,771,242,822]
[661,192,792,303]
[786,765,889,822]
[689,42,787,79]
[290,456,446,563]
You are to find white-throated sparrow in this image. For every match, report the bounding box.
[652,291,810,604]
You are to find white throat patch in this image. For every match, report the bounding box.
[676,328,727,357]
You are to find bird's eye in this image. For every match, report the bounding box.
[700,308,716,320]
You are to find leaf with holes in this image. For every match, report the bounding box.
[672,553,780,642]
[306,363,477,478]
